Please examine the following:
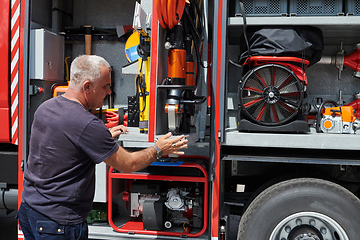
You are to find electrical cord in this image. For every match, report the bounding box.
[183,1,211,71]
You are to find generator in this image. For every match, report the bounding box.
[128,180,203,230]
[107,157,209,238]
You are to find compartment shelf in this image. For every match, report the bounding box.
[224,127,360,150]
[228,16,360,45]
[228,15,360,26]
[117,127,200,148]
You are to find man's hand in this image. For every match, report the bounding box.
[104,132,188,173]
[155,132,188,156]
[110,125,129,138]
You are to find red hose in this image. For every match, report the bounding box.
[156,0,185,29]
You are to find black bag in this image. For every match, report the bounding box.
[239,26,324,67]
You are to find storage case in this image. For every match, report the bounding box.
[289,0,344,16]
[233,0,288,17]
[29,29,65,81]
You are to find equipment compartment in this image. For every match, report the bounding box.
[225,12,360,150]
[107,156,209,238]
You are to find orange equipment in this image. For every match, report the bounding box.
[318,105,360,134]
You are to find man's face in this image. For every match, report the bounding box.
[88,66,112,109]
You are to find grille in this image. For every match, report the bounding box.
[291,0,343,15]
[235,0,287,16]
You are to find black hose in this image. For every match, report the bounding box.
[239,1,250,60]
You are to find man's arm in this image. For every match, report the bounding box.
[104,132,187,173]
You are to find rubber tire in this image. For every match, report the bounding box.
[237,178,360,240]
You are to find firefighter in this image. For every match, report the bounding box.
[17,55,188,240]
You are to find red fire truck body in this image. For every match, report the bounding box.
[2,0,360,240]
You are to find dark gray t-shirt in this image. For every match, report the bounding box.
[22,96,119,225]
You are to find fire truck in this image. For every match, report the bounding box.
[2,0,360,239]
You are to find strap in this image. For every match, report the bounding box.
[239,1,250,61]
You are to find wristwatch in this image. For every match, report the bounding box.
[153,146,162,159]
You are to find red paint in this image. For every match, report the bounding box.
[0,0,11,143]
[148,0,159,142]
[346,99,360,119]
[212,0,223,237]
[344,48,360,73]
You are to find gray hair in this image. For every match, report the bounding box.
[69,55,111,88]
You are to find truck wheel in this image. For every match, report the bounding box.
[237,178,360,240]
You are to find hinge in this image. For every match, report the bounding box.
[21,159,25,172]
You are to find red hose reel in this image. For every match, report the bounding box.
[156,0,186,29]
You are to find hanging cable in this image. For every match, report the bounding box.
[135,63,147,113]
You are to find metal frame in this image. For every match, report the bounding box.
[107,161,209,238]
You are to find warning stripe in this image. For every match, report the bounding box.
[18,227,24,240]
[11,0,20,145]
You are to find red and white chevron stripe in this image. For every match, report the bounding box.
[11,0,20,145]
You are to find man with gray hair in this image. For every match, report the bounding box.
[17,55,187,240]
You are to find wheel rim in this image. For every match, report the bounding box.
[269,212,349,240]
[239,64,304,126]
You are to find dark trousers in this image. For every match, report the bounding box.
[17,202,88,240]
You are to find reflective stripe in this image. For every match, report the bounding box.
[10,0,20,145]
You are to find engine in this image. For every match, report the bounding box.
[319,106,360,134]
[127,180,203,231]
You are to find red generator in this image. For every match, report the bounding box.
[108,156,209,238]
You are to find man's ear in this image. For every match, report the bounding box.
[83,80,91,93]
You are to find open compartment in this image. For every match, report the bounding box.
[225,8,360,150]
[108,156,209,237]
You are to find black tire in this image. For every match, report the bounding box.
[237,178,360,240]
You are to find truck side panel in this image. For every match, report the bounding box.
[0,0,11,143]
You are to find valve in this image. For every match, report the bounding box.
[318,41,360,80]
[29,85,44,96]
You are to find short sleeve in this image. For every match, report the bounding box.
[78,118,119,164]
